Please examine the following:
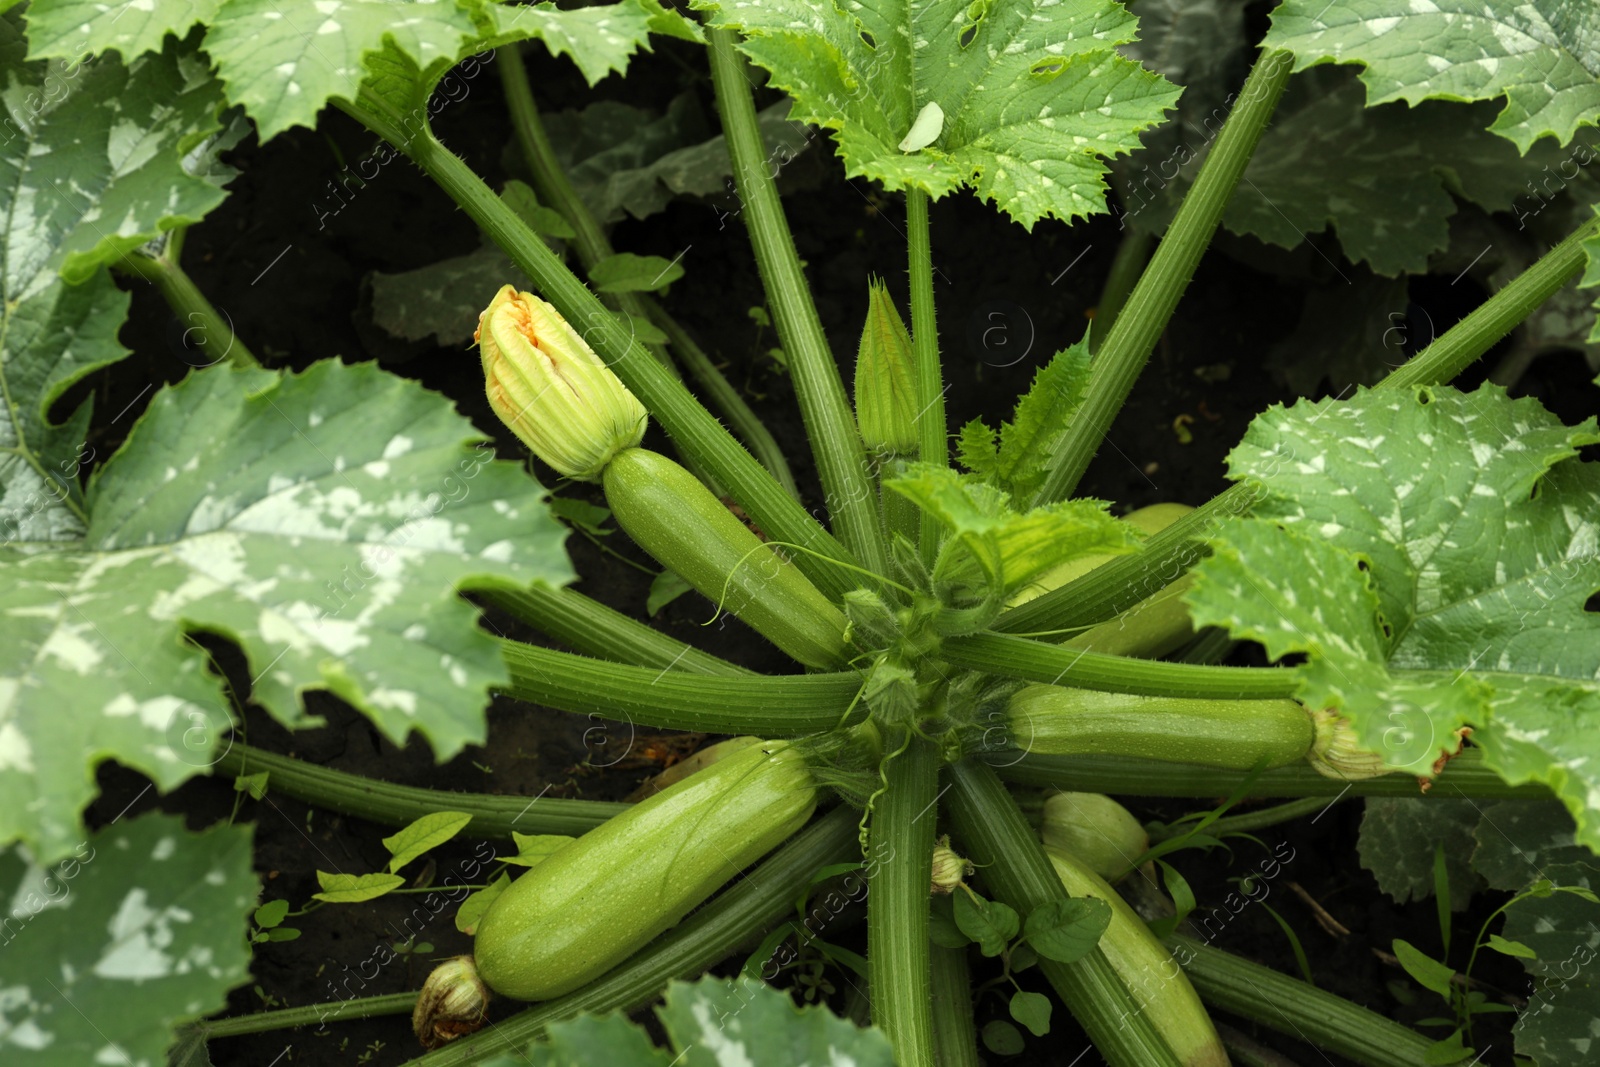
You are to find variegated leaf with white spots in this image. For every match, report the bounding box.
[0,813,257,1066]
[689,0,1181,229]
[1264,0,1600,153]
[0,358,573,862]
[1186,384,1600,848]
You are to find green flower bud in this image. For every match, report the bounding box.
[853,277,918,456]
[412,955,490,1049]
[1307,707,1392,780]
[477,284,647,480]
[1040,792,1148,884]
[930,835,973,894]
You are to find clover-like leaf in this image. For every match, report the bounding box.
[692,0,1181,229]
[1187,383,1600,848]
[0,813,256,1067]
[1264,0,1600,153]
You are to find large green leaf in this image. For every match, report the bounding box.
[0,813,257,1066]
[1264,0,1600,153]
[1357,797,1481,908]
[0,359,573,861]
[1186,384,1600,847]
[691,0,1181,229]
[0,14,230,544]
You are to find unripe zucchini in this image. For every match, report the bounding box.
[603,447,849,668]
[474,740,817,1001]
[1047,850,1227,1067]
[1010,684,1314,771]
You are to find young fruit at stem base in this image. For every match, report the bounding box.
[472,740,817,1001]
[1040,792,1149,884]
[412,955,489,1049]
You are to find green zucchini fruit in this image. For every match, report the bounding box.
[602,447,850,668]
[1010,684,1314,771]
[473,739,817,1001]
[1046,849,1228,1067]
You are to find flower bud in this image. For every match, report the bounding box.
[412,955,490,1049]
[476,284,647,480]
[1040,792,1148,884]
[930,835,973,894]
[1307,707,1392,780]
[853,277,918,456]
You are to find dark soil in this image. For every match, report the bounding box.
[76,25,1600,1067]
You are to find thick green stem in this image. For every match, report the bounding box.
[213,742,626,837]
[1087,229,1155,353]
[497,640,864,734]
[867,734,939,1066]
[498,45,798,497]
[187,993,417,1040]
[336,96,860,601]
[992,747,1550,799]
[705,29,888,579]
[942,633,1297,699]
[401,807,859,1066]
[945,760,1182,1067]
[1031,49,1294,506]
[996,204,1600,639]
[467,577,750,677]
[115,242,258,369]
[929,944,979,1067]
[905,188,946,565]
[1166,935,1439,1067]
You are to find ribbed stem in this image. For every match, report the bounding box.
[465,577,749,676]
[1087,229,1155,353]
[497,639,864,734]
[1031,49,1294,506]
[115,243,258,368]
[930,944,979,1067]
[945,760,1182,1067]
[705,28,888,579]
[905,188,946,566]
[1167,934,1438,1067]
[867,734,939,1065]
[942,633,1297,699]
[336,95,860,600]
[992,747,1549,799]
[400,807,859,1066]
[498,45,798,497]
[1146,796,1338,843]
[213,743,626,837]
[188,993,417,1040]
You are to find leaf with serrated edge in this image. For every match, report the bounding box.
[480,1,655,88]
[1357,798,1480,908]
[0,813,256,1066]
[1264,0,1600,153]
[383,811,472,873]
[0,359,572,862]
[1470,800,1594,891]
[1187,383,1600,848]
[656,976,895,1067]
[691,0,1180,229]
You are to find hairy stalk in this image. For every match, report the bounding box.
[402,808,859,1066]
[992,747,1550,799]
[705,28,888,578]
[1146,796,1340,843]
[866,734,939,1065]
[465,577,749,676]
[335,95,860,600]
[1031,49,1294,506]
[929,945,979,1067]
[115,233,258,369]
[213,743,626,836]
[187,993,418,1040]
[996,204,1600,640]
[905,188,946,565]
[1166,934,1438,1067]
[941,633,1297,699]
[945,760,1182,1067]
[497,44,798,498]
[497,640,864,734]
[1087,229,1155,353]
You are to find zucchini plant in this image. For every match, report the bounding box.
[1,1,1599,1066]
